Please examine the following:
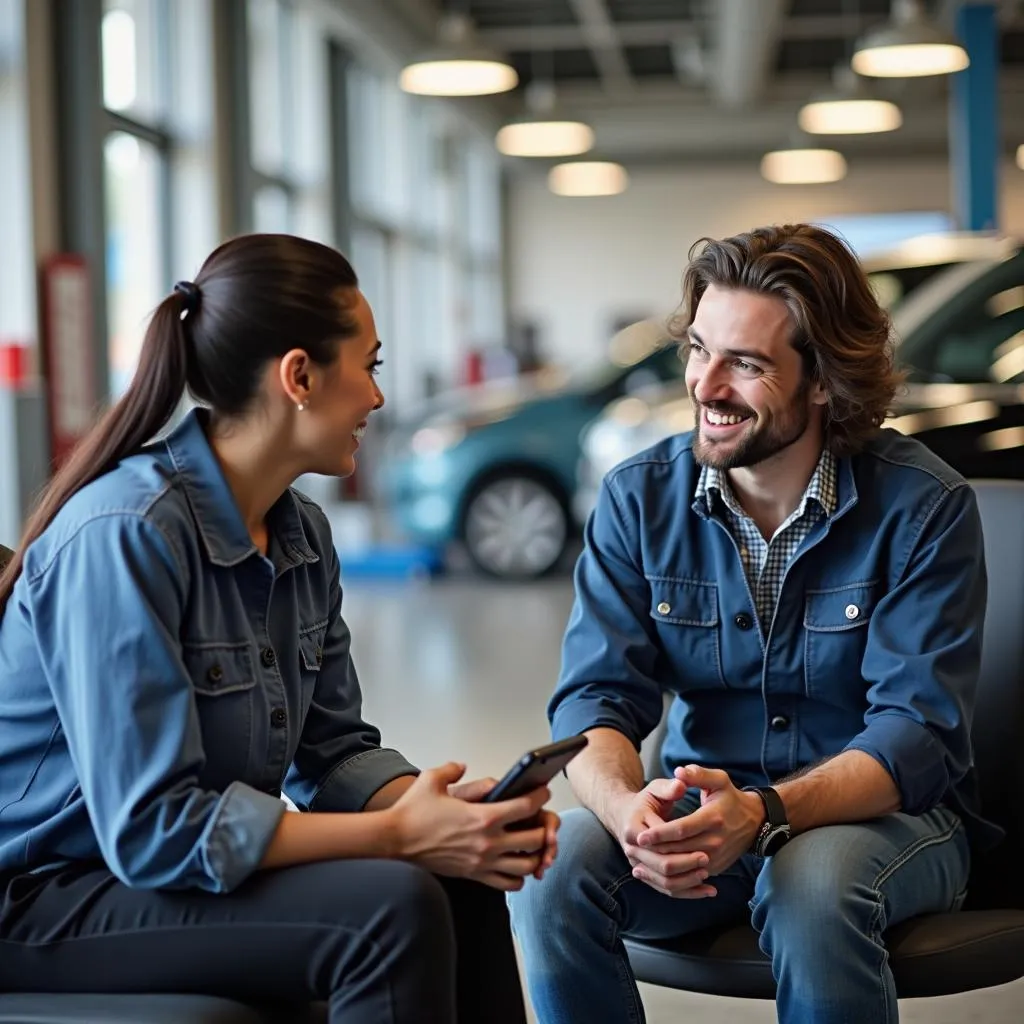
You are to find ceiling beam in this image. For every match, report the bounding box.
[712,0,788,108]
[476,14,892,52]
[566,0,634,96]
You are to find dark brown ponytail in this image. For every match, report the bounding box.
[0,291,191,617]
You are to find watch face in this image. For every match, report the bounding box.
[762,825,792,857]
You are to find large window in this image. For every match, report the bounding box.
[101,0,215,396]
[247,0,331,240]
[346,65,507,415]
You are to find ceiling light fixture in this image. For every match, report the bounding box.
[798,65,902,135]
[400,13,518,96]
[760,148,848,185]
[548,161,629,197]
[496,82,594,158]
[851,0,969,78]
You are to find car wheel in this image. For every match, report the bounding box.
[463,475,569,579]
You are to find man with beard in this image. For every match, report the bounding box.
[509,224,1000,1024]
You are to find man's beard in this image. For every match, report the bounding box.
[691,378,812,470]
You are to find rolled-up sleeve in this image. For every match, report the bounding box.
[28,515,285,893]
[549,475,665,747]
[285,546,418,813]
[845,483,986,815]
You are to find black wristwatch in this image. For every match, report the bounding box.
[743,785,791,856]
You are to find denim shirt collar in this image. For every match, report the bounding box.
[691,442,858,525]
[163,408,319,570]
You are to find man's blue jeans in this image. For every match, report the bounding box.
[509,801,969,1024]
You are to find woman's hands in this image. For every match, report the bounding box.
[388,762,560,892]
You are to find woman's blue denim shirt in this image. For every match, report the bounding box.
[550,430,1001,848]
[0,410,417,892]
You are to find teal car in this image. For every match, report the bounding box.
[377,343,686,579]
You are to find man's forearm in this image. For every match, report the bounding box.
[566,727,646,834]
[775,749,900,834]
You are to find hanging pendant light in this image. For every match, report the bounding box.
[799,64,902,135]
[496,82,594,158]
[400,13,518,96]
[548,161,629,197]
[851,0,969,78]
[760,147,847,185]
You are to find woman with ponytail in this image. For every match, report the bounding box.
[0,234,556,1022]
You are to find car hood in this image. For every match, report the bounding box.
[397,368,576,431]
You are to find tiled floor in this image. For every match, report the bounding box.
[343,576,1023,1024]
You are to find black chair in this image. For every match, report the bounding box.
[0,542,325,1022]
[625,479,1024,1001]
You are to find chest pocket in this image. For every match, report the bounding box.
[803,582,879,699]
[182,641,257,784]
[646,577,726,691]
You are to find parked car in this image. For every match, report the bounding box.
[576,242,1024,519]
[861,231,1017,310]
[376,325,685,579]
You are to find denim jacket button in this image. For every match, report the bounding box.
[271,707,287,728]
[734,613,753,631]
[657,602,671,615]
[844,604,860,621]
[261,647,277,668]
[206,664,224,684]
[770,715,790,731]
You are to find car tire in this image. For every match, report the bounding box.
[462,474,569,580]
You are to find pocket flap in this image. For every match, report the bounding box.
[646,577,719,628]
[804,583,878,632]
[184,643,257,696]
[298,627,326,672]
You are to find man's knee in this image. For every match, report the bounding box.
[508,807,624,932]
[751,827,878,950]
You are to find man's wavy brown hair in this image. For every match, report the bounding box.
[671,224,904,456]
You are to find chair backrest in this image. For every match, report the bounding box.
[966,480,1024,909]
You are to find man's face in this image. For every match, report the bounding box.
[684,284,825,470]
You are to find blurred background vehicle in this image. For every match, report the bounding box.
[576,239,1024,521]
[376,319,683,579]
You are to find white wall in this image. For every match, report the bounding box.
[506,158,1024,367]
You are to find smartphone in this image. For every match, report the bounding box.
[483,735,589,804]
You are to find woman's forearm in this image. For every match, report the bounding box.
[259,807,400,869]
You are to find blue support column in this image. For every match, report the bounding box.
[950,2,1000,231]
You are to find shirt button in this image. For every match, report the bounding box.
[770,715,790,731]
[207,664,224,683]
[845,604,860,620]
[734,613,753,631]
[657,602,671,615]
[271,707,287,728]
[261,647,277,668]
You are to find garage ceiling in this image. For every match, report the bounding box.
[377,0,1024,163]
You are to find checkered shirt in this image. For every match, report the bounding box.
[695,448,838,633]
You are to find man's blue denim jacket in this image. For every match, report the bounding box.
[550,429,1001,847]
[0,410,417,892]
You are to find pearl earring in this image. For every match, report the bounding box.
[296,401,307,412]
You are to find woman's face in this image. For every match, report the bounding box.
[298,289,385,478]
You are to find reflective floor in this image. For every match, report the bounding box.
[344,577,1023,1024]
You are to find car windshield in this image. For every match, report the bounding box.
[891,257,1013,342]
